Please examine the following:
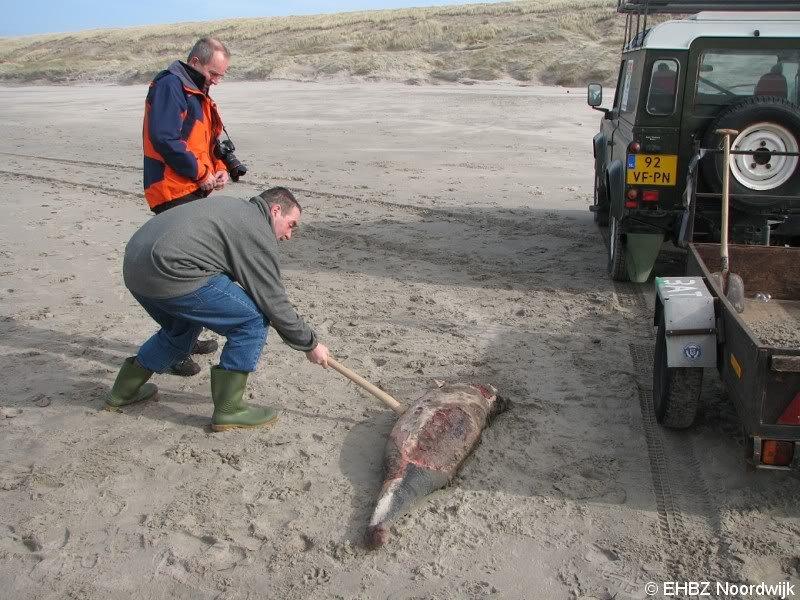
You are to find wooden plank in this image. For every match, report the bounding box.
[692,243,800,300]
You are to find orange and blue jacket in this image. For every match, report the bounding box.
[143,61,227,211]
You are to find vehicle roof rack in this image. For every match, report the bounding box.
[618,0,800,14]
[617,0,800,51]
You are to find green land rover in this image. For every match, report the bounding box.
[588,0,800,282]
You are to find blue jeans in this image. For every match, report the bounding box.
[132,275,269,373]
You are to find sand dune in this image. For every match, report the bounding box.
[0,0,622,86]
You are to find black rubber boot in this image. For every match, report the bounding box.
[210,366,278,432]
[192,338,219,355]
[169,356,202,377]
[106,357,158,409]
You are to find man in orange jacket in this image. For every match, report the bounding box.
[142,37,232,375]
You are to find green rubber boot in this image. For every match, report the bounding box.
[106,357,159,410]
[210,366,278,432]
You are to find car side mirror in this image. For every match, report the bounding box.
[587,83,609,115]
[587,83,603,106]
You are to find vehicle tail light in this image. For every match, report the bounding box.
[777,392,800,425]
[625,200,639,209]
[626,188,639,200]
[642,190,659,202]
[627,142,641,153]
[761,440,794,466]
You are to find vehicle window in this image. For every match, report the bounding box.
[646,59,679,116]
[620,60,633,112]
[620,60,637,114]
[612,60,627,109]
[695,49,800,106]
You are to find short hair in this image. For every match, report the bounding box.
[258,187,301,214]
[187,37,230,64]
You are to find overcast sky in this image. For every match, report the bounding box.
[1,0,512,36]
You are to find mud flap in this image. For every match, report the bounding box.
[625,233,663,283]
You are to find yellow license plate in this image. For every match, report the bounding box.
[626,153,677,186]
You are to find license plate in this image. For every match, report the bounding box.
[626,153,677,186]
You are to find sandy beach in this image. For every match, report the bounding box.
[0,80,798,600]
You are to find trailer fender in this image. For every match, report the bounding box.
[654,277,717,368]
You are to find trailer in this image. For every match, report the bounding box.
[653,243,800,468]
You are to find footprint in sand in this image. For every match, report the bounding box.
[302,566,331,585]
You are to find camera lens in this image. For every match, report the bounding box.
[214,138,246,181]
[226,157,246,181]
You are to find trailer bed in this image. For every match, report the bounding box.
[740,298,800,349]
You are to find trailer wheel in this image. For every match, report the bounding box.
[607,215,628,281]
[701,96,800,197]
[653,316,703,429]
[593,169,608,226]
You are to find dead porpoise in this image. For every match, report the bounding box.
[366,382,508,547]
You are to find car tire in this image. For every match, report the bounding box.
[701,96,800,197]
[593,169,609,226]
[607,215,628,281]
[653,316,703,429]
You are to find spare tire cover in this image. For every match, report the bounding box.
[701,96,800,199]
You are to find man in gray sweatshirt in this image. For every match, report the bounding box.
[107,187,329,431]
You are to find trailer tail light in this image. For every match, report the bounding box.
[777,392,800,425]
[627,142,641,153]
[761,440,794,466]
[625,200,639,209]
[642,190,659,202]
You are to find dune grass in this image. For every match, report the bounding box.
[0,0,626,86]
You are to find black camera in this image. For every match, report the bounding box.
[214,136,247,182]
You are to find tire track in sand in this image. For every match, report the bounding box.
[0,152,581,241]
[0,170,142,200]
[614,280,735,584]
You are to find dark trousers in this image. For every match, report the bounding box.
[149,187,210,358]
[151,189,206,215]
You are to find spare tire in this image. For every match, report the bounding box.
[701,96,800,198]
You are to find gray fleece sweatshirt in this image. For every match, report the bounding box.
[123,195,317,352]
